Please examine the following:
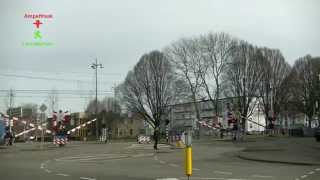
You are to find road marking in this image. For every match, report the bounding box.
[169,163,179,167]
[156,178,179,180]
[56,173,70,177]
[301,175,308,179]
[180,177,247,180]
[80,177,96,180]
[40,163,45,169]
[315,168,320,171]
[55,155,96,161]
[193,168,200,171]
[295,178,300,180]
[159,160,166,164]
[213,171,233,175]
[45,169,51,173]
[56,155,129,162]
[56,153,124,160]
[132,153,154,158]
[56,153,152,162]
[69,155,129,161]
[154,156,159,161]
[128,144,170,149]
[251,175,273,178]
[307,171,315,175]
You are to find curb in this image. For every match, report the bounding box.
[238,152,320,166]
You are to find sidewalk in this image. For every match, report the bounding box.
[237,137,320,165]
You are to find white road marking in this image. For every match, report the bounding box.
[40,163,45,169]
[295,178,300,180]
[159,160,166,164]
[80,177,96,180]
[169,163,179,167]
[193,168,200,171]
[56,155,129,162]
[180,177,247,180]
[213,171,233,175]
[132,153,154,158]
[55,155,96,161]
[45,169,51,173]
[56,153,151,162]
[55,154,114,161]
[154,156,159,161]
[56,153,124,160]
[315,168,320,171]
[69,155,129,161]
[307,171,315,175]
[251,174,273,178]
[301,175,308,179]
[56,173,70,177]
[156,178,179,180]
[127,144,170,149]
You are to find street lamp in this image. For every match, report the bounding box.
[91,58,103,140]
[318,74,320,127]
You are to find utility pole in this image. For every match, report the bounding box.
[91,58,103,140]
[318,74,320,127]
[8,89,14,133]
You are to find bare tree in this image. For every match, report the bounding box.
[85,96,122,134]
[85,99,103,114]
[121,50,176,149]
[199,32,236,117]
[3,89,15,113]
[165,38,205,129]
[21,103,38,120]
[224,41,265,130]
[258,48,291,128]
[101,97,121,114]
[289,55,320,127]
[47,89,59,113]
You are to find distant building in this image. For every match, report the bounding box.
[68,112,144,139]
[165,97,267,134]
[111,114,144,138]
[70,112,92,138]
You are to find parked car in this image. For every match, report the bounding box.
[315,128,320,142]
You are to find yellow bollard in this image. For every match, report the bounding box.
[185,146,192,177]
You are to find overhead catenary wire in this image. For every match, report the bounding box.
[0,89,113,94]
[2,69,123,76]
[0,73,121,84]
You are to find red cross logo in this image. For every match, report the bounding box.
[33,19,43,28]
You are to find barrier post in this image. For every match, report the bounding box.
[184,126,193,179]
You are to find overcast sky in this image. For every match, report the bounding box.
[0,0,319,113]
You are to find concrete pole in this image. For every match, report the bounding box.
[8,89,14,133]
[91,59,103,140]
[318,74,320,127]
[95,58,98,140]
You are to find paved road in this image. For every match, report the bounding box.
[0,138,319,180]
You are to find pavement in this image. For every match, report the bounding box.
[0,136,320,180]
[236,136,320,166]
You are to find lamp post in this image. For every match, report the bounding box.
[318,74,320,127]
[8,89,14,133]
[91,59,103,140]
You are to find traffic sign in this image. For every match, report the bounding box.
[40,104,47,112]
